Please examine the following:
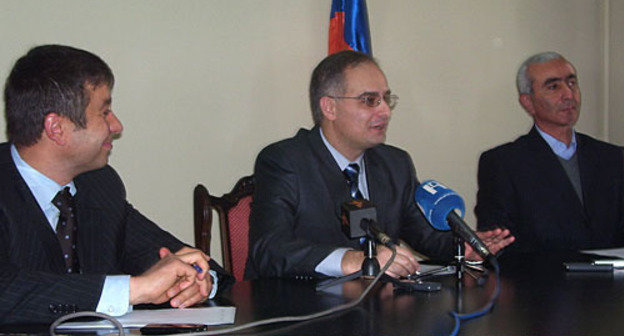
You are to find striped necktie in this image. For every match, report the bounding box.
[343,163,364,199]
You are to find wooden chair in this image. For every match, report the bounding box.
[193,175,254,281]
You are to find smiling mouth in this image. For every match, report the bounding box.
[103,139,114,149]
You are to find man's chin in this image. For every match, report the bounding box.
[93,154,111,170]
[367,136,386,148]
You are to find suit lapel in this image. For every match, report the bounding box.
[575,135,601,221]
[74,189,97,273]
[73,179,121,273]
[306,127,351,217]
[363,150,388,229]
[14,182,66,272]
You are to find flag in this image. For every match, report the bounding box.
[328,0,372,55]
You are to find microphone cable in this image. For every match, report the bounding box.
[49,311,125,336]
[448,258,501,336]
[50,247,397,336]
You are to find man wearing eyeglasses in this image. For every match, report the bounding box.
[245,50,513,279]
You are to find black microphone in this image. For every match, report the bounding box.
[360,218,395,247]
[414,180,495,264]
[446,210,493,262]
[340,199,394,247]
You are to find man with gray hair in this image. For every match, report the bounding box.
[475,51,624,254]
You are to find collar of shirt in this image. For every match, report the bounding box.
[535,125,577,160]
[10,144,76,230]
[319,127,369,199]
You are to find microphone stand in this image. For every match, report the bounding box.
[452,235,488,317]
[452,235,488,287]
[315,234,379,291]
[361,236,380,278]
[454,236,466,281]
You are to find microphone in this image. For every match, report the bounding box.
[340,199,394,247]
[414,180,494,263]
[361,218,395,247]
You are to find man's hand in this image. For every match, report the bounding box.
[162,247,213,308]
[341,244,420,278]
[128,246,212,307]
[465,228,515,261]
[377,244,420,278]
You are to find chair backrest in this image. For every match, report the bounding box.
[193,184,213,254]
[193,175,254,281]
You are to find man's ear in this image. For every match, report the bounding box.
[320,96,337,121]
[519,94,535,116]
[43,113,67,145]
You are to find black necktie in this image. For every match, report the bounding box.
[343,163,364,200]
[52,187,79,273]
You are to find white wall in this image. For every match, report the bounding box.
[0,0,617,265]
[609,0,624,144]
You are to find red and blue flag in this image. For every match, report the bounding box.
[328,0,372,55]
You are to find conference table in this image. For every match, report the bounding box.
[2,252,624,335]
[210,252,624,336]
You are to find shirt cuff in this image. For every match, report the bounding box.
[208,270,219,299]
[314,248,351,276]
[96,275,132,316]
[97,270,218,314]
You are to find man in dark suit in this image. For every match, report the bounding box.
[246,51,514,279]
[0,45,231,324]
[476,51,624,254]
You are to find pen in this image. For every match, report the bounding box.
[192,263,203,273]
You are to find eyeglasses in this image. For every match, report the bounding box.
[328,93,399,110]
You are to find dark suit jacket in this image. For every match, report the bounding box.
[475,128,624,254]
[0,143,232,324]
[245,127,454,279]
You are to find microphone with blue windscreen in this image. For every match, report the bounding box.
[414,180,465,230]
[415,180,494,263]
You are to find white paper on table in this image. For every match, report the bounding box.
[57,306,236,330]
[582,247,624,259]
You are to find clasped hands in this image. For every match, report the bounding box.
[129,246,212,308]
